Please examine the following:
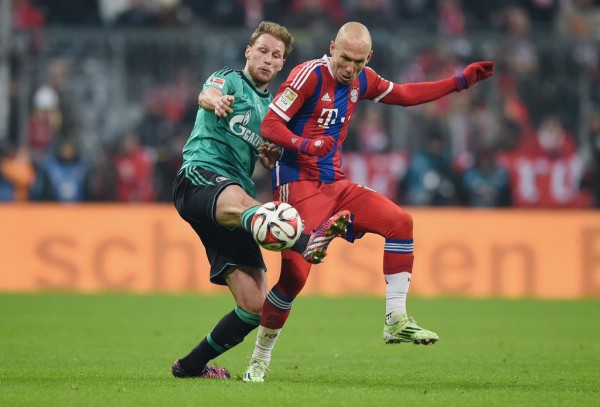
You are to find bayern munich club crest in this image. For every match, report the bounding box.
[350,87,359,103]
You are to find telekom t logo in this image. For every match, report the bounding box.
[317,108,345,128]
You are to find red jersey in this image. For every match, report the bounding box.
[265,55,457,188]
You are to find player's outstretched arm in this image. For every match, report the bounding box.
[376,60,495,107]
[198,87,234,118]
[454,61,495,91]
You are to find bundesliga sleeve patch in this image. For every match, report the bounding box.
[207,77,225,88]
[275,87,298,112]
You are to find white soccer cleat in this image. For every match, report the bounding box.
[243,359,269,383]
[383,316,439,345]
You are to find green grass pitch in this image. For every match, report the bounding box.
[1,294,598,406]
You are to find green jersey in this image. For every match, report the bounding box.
[181,67,272,197]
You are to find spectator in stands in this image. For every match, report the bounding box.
[29,58,80,156]
[0,142,35,202]
[35,138,91,202]
[356,105,390,152]
[437,0,467,36]
[401,127,459,206]
[113,132,156,202]
[85,144,118,202]
[461,147,511,207]
[499,114,591,208]
[137,87,170,150]
[502,5,539,79]
[27,85,61,158]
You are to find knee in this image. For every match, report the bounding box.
[390,209,413,236]
[235,290,266,316]
[240,300,264,317]
[400,210,413,230]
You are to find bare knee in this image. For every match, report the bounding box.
[237,296,265,316]
[226,268,267,316]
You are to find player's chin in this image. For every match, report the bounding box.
[263,70,278,81]
[337,75,353,85]
[254,70,274,84]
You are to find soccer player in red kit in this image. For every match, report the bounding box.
[243,22,495,382]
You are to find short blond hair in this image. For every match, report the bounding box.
[249,21,294,59]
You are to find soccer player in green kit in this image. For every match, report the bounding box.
[171,21,350,378]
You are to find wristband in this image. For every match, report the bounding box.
[454,73,468,91]
[298,138,310,154]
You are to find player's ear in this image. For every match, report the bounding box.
[366,50,373,65]
[329,40,335,55]
[245,45,251,59]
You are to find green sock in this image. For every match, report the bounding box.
[241,205,261,232]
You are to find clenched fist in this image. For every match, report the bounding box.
[298,136,335,157]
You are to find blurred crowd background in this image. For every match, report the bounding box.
[1,0,600,208]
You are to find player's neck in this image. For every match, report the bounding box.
[242,69,268,92]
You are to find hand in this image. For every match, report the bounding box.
[214,95,234,118]
[455,61,495,91]
[298,136,335,157]
[258,142,281,170]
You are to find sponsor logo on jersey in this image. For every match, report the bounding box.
[275,87,297,112]
[317,108,345,129]
[229,110,264,148]
[208,77,225,88]
[321,93,331,102]
[215,176,228,182]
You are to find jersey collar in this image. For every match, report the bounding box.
[239,70,271,98]
[323,54,334,79]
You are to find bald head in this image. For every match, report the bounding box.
[334,22,372,50]
[329,22,373,85]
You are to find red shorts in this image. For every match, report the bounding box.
[275,179,412,241]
